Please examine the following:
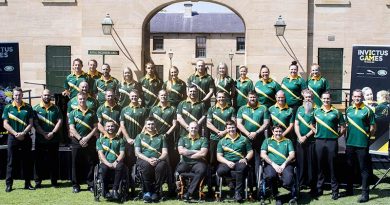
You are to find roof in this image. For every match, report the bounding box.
[149,13,245,34]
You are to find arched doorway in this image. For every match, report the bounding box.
[141,1,246,81]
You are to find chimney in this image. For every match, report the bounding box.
[184,3,192,18]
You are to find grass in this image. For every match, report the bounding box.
[1,170,390,205]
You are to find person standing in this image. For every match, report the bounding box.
[87,59,102,85]
[345,89,376,203]
[68,92,98,193]
[254,65,281,108]
[215,62,235,106]
[307,64,330,107]
[140,63,163,112]
[96,89,122,137]
[187,60,215,109]
[268,90,295,139]
[33,89,63,188]
[162,66,187,108]
[3,87,35,192]
[235,65,254,109]
[92,63,120,105]
[118,67,143,108]
[281,61,307,112]
[67,81,99,115]
[62,58,91,99]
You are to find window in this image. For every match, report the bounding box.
[196,36,206,58]
[153,36,164,50]
[318,48,343,103]
[236,37,245,51]
[154,65,164,81]
[46,46,71,94]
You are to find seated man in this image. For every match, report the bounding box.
[96,120,125,200]
[176,121,208,201]
[135,117,168,203]
[216,120,253,202]
[260,125,295,205]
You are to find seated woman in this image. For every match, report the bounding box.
[134,117,168,203]
[260,125,295,205]
[216,120,253,202]
[96,120,125,200]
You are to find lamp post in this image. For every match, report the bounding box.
[102,14,114,35]
[168,49,173,67]
[274,15,305,77]
[229,50,234,78]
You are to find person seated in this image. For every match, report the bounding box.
[96,120,125,200]
[216,120,253,202]
[176,121,208,201]
[260,125,295,205]
[134,117,168,203]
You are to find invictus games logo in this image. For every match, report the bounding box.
[358,49,388,63]
[0,46,14,58]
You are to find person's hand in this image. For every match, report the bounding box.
[280,163,286,173]
[238,158,248,165]
[248,132,256,140]
[226,161,235,169]
[62,90,70,97]
[15,132,25,141]
[47,132,54,140]
[217,130,225,137]
[298,135,306,144]
[126,138,134,145]
[79,137,89,147]
[149,158,158,167]
[112,161,118,169]
[271,162,282,174]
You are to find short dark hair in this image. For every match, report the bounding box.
[13,87,23,93]
[225,120,236,128]
[89,59,97,65]
[145,116,155,123]
[73,58,83,66]
[248,90,257,97]
[272,124,285,131]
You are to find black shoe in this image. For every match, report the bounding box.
[316,189,323,197]
[332,192,339,200]
[72,187,80,193]
[88,186,94,193]
[24,184,36,190]
[358,194,369,203]
[112,190,120,200]
[5,185,12,193]
[35,183,42,189]
[345,189,354,196]
[105,191,112,199]
[51,181,58,188]
[183,192,192,202]
[234,192,243,202]
[151,192,160,202]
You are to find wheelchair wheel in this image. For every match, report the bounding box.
[93,165,103,201]
[118,169,130,203]
[289,198,298,205]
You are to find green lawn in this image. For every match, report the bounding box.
[1,171,390,205]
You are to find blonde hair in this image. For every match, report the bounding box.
[377,90,390,103]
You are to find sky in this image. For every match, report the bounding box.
[162,1,233,13]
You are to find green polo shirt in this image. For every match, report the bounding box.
[237,103,269,133]
[187,72,215,108]
[88,70,102,86]
[215,76,235,105]
[281,76,307,107]
[346,104,375,148]
[134,132,167,158]
[67,95,99,114]
[120,104,147,139]
[217,134,252,162]
[2,101,34,133]
[235,77,254,108]
[163,79,187,108]
[140,75,163,109]
[177,99,206,136]
[96,135,125,163]
[261,136,294,166]
[207,103,236,141]
[149,103,176,134]
[375,102,389,120]
[178,134,208,164]
[313,106,345,139]
[96,102,122,127]
[93,76,120,105]
[295,105,315,142]
[68,107,97,137]
[268,104,295,130]
[118,81,143,108]
[307,76,330,107]
[254,78,281,108]
[33,102,63,144]
[64,72,91,99]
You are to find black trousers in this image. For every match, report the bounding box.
[315,138,338,192]
[209,139,218,167]
[296,140,316,189]
[100,161,125,191]
[35,142,59,185]
[263,164,294,196]
[6,134,33,186]
[216,162,248,194]
[166,133,179,191]
[346,146,370,192]
[71,141,97,188]
[250,135,264,182]
[137,159,167,193]
[176,161,207,195]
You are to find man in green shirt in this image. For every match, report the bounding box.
[33,89,63,188]
[313,91,345,200]
[140,62,163,111]
[67,81,99,115]
[68,92,98,193]
[62,58,91,99]
[217,120,253,202]
[96,89,122,137]
[135,117,168,202]
[187,60,215,109]
[177,121,208,201]
[268,90,295,140]
[177,85,206,137]
[345,89,376,203]
[261,125,295,205]
[92,63,120,105]
[2,87,35,192]
[96,120,125,200]
[87,59,102,85]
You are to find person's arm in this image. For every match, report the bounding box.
[34,119,47,136]
[117,150,125,162]
[98,150,112,167]
[198,115,206,125]
[282,123,294,137]
[256,119,269,136]
[217,153,235,168]
[47,118,63,140]
[69,124,82,141]
[237,118,250,137]
[120,121,133,144]
[177,114,189,130]
[80,123,98,146]
[280,151,295,171]
[3,120,17,136]
[207,119,225,136]
[203,88,214,102]
[239,150,253,164]
[166,119,177,135]
[97,120,108,136]
[159,148,168,161]
[135,147,151,163]
[178,145,192,157]
[190,147,208,159]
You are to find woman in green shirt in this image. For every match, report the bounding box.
[254,65,281,108]
[215,62,235,106]
[118,67,143,107]
[307,64,330,107]
[162,66,187,108]
[281,61,307,112]
[235,65,253,109]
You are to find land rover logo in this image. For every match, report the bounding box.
[3,66,14,72]
[377,70,387,76]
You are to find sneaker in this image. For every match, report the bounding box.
[357,194,369,203]
[151,192,160,202]
[332,192,339,200]
[143,192,152,203]
[234,192,243,202]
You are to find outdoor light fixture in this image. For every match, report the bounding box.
[101,14,114,35]
[168,49,173,67]
[229,50,234,78]
[274,15,286,37]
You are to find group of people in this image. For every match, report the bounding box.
[2,58,390,204]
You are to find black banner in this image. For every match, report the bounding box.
[0,43,20,88]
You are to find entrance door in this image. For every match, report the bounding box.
[46,46,71,94]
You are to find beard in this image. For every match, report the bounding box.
[304,101,313,114]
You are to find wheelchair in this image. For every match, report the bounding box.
[215,167,254,202]
[257,161,299,205]
[93,163,129,202]
[175,172,206,201]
